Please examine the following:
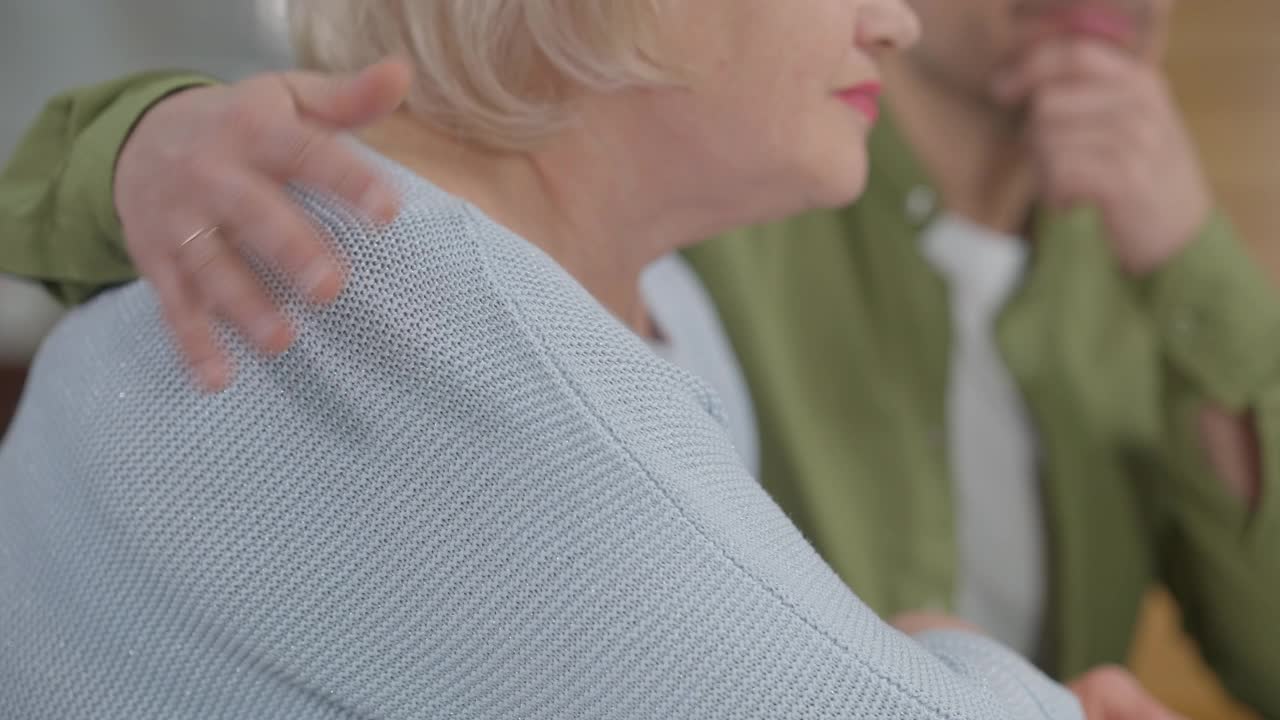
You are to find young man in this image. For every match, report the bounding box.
[689,2,1280,714]
[1,0,1276,715]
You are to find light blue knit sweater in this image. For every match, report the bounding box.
[0,154,1082,719]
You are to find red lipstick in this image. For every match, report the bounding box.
[838,82,883,124]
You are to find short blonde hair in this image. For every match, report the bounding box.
[288,1,669,149]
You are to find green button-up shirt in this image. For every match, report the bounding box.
[2,73,1280,716]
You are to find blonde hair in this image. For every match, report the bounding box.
[288,1,670,149]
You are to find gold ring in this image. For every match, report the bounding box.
[179,225,222,250]
[178,225,224,270]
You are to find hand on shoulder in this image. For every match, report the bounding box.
[114,60,411,390]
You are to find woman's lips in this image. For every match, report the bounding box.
[838,82,883,124]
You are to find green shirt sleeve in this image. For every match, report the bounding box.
[1140,211,1280,409]
[1148,381,1280,718]
[0,72,216,305]
[1136,214,1280,716]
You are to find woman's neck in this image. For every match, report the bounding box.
[362,111,674,336]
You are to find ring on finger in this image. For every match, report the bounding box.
[178,225,225,271]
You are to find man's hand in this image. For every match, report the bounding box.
[892,613,1184,719]
[1198,404,1265,509]
[114,59,412,391]
[993,39,1213,276]
[1070,666,1186,720]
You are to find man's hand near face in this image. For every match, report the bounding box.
[993,8,1264,509]
[993,11,1213,276]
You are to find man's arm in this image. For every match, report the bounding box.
[0,63,408,389]
[1135,214,1280,718]
[0,72,214,304]
[999,36,1280,713]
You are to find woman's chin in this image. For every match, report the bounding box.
[808,161,871,210]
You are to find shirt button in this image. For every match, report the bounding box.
[906,186,938,225]
[1171,311,1199,339]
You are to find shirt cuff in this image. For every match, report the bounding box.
[1139,211,1280,408]
[74,73,219,254]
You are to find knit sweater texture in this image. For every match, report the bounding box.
[0,153,1081,720]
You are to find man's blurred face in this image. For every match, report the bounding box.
[902,0,1173,104]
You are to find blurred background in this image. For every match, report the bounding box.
[0,1,1276,717]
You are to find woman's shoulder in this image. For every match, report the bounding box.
[290,152,659,381]
[292,150,592,329]
[292,152,491,293]
[291,154,730,456]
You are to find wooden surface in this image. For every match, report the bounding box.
[1131,590,1259,720]
[1167,1,1280,271]
[1129,3,1278,719]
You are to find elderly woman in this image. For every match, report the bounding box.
[0,2,1084,718]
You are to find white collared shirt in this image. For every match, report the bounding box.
[922,213,1046,660]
